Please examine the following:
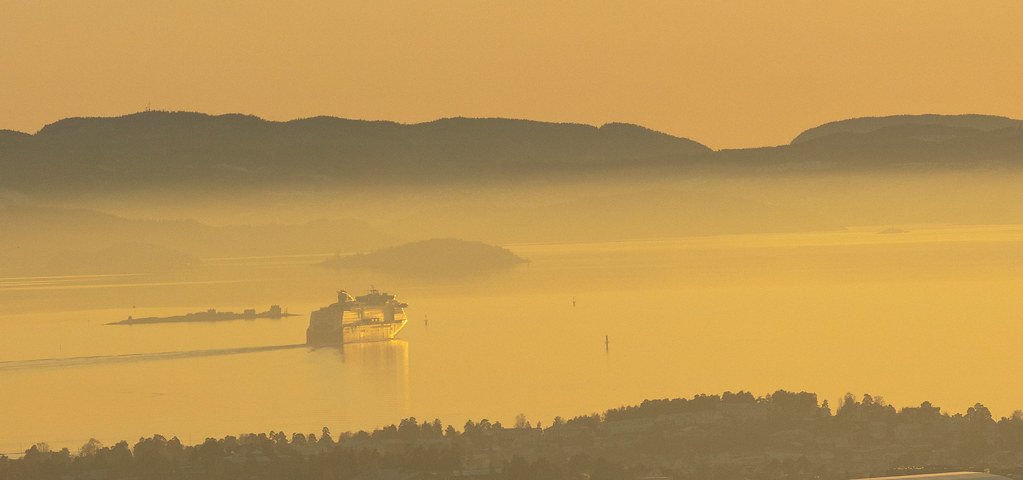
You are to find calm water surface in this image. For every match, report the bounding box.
[2,225,1023,454]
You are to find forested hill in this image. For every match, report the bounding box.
[791,114,1022,144]
[0,112,710,192]
[2,112,1023,196]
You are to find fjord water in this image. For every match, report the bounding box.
[2,225,1023,454]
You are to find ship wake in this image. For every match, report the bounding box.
[0,344,306,372]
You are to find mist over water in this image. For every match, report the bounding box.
[2,217,1022,454]
[6,0,1023,471]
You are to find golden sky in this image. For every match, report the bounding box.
[2,0,1022,149]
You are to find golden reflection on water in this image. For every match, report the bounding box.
[2,226,1023,454]
[0,340,412,455]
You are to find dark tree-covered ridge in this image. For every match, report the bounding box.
[5,390,1023,480]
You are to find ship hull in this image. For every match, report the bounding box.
[343,320,406,344]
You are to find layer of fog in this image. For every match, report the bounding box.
[3,170,1023,278]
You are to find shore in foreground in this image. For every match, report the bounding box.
[5,390,1023,480]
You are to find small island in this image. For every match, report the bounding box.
[108,305,295,325]
[320,238,528,275]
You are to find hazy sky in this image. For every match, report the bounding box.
[2,1,1022,149]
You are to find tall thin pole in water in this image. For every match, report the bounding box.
[604,335,609,353]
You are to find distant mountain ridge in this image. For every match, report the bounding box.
[791,114,1022,144]
[1,111,1022,195]
[0,129,30,150]
[0,111,710,193]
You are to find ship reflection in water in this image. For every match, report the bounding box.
[303,288,412,420]
[308,339,412,423]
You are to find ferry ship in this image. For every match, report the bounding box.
[306,289,408,347]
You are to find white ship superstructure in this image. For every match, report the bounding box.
[306,289,408,347]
